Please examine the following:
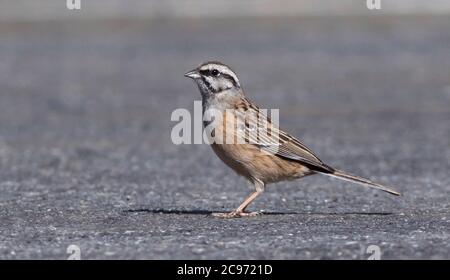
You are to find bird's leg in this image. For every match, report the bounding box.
[213,188,264,219]
[235,190,262,213]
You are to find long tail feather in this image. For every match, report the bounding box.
[322,169,401,196]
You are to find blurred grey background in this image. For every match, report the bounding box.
[0,1,449,259]
[1,0,450,21]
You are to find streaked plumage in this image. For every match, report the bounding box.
[185,61,400,218]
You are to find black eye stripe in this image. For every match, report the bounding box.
[199,69,220,77]
[199,69,210,76]
[221,73,239,88]
[199,68,240,89]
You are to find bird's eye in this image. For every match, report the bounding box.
[211,69,220,76]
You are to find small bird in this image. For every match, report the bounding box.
[185,61,400,218]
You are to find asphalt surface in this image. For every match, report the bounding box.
[0,16,449,259]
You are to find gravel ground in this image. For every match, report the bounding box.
[0,16,449,259]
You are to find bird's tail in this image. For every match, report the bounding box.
[322,169,401,196]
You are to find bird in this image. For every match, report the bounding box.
[184,61,400,218]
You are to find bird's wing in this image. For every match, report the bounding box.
[232,97,334,173]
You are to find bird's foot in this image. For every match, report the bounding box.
[212,211,262,219]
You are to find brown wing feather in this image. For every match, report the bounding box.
[226,97,400,195]
[233,97,334,173]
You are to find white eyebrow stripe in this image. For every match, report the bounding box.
[199,63,240,87]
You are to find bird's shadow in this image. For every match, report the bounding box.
[123,208,394,216]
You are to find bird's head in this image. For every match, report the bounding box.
[185,61,242,98]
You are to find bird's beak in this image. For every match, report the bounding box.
[184,69,201,79]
